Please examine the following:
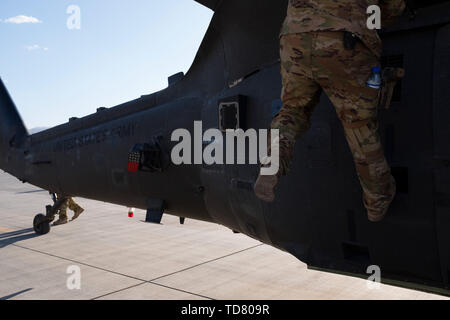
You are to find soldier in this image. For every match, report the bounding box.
[254,0,406,222]
[53,195,85,226]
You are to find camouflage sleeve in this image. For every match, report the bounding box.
[380,0,406,27]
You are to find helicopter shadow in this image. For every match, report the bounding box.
[0,228,39,248]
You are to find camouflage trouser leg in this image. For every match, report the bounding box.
[67,198,82,213]
[57,199,69,220]
[342,119,396,220]
[271,33,322,176]
[272,31,396,219]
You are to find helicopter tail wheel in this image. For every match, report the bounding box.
[33,214,51,235]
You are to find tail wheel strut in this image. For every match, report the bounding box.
[32,195,68,235]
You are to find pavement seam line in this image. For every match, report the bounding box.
[90,244,263,300]
[148,282,215,300]
[11,242,263,300]
[91,281,214,300]
[91,281,148,300]
[12,243,147,282]
[148,243,264,282]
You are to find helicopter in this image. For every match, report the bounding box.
[1,0,450,296]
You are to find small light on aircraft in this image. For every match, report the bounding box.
[128,208,135,218]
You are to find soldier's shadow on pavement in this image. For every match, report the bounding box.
[0,228,38,248]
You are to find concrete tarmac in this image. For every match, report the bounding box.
[0,171,447,300]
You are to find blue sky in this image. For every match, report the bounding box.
[0,0,213,129]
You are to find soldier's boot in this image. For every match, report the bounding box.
[71,207,84,221]
[254,131,294,202]
[365,176,397,222]
[67,198,84,221]
[52,197,70,226]
[53,214,68,226]
[254,131,286,202]
[254,173,280,203]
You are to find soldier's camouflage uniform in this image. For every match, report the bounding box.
[57,197,84,222]
[271,0,405,221]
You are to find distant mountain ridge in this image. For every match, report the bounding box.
[29,127,48,134]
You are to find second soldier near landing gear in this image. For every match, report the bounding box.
[53,194,85,226]
[254,0,406,222]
